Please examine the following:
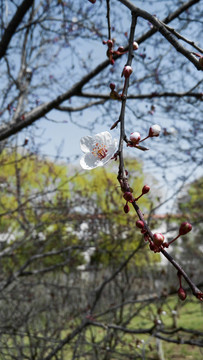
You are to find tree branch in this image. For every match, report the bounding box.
[0,0,34,60]
[118,0,202,70]
[0,0,201,142]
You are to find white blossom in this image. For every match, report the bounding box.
[80,131,117,170]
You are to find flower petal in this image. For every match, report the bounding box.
[94,132,113,146]
[80,153,102,170]
[80,132,117,170]
[80,135,94,153]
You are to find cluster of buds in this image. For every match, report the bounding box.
[103,39,115,65]
[103,41,139,65]
[136,220,146,234]
[123,185,150,214]
[148,222,192,254]
[123,190,134,213]
[127,125,161,151]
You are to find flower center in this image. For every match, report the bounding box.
[92,142,108,160]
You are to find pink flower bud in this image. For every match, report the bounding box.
[179,222,192,235]
[178,287,187,301]
[123,192,134,202]
[153,233,165,246]
[133,41,139,50]
[148,124,161,137]
[117,46,124,52]
[122,65,133,78]
[136,220,145,229]
[107,39,113,48]
[110,83,115,90]
[130,132,141,144]
[124,203,130,213]
[142,185,150,194]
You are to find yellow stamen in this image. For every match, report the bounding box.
[92,143,108,160]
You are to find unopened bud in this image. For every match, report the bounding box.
[107,39,113,48]
[130,132,141,144]
[133,41,139,50]
[117,46,124,52]
[109,83,115,90]
[88,0,96,3]
[136,220,145,229]
[110,59,115,65]
[23,137,29,146]
[122,65,133,78]
[148,124,161,137]
[178,287,187,301]
[124,203,130,213]
[123,192,134,202]
[153,233,164,246]
[179,222,192,235]
[142,185,150,194]
[149,243,155,251]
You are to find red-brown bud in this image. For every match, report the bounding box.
[153,233,165,246]
[117,46,124,52]
[23,137,29,146]
[107,39,113,48]
[149,243,155,251]
[142,185,150,194]
[88,0,96,3]
[122,65,133,78]
[178,287,187,301]
[110,83,115,90]
[123,192,134,202]
[179,222,192,236]
[136,220,145,229]
[124,203,130,213]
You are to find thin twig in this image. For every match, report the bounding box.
[106,0,111,40]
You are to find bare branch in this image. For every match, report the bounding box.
[0,0,34,59]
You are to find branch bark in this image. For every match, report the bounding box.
[0,0,34,60]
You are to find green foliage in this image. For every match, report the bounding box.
[0,151,158,273]
[0,150,70,230]
[173,177,203,267]
[74,158,158,267]
[179,177,203,223]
